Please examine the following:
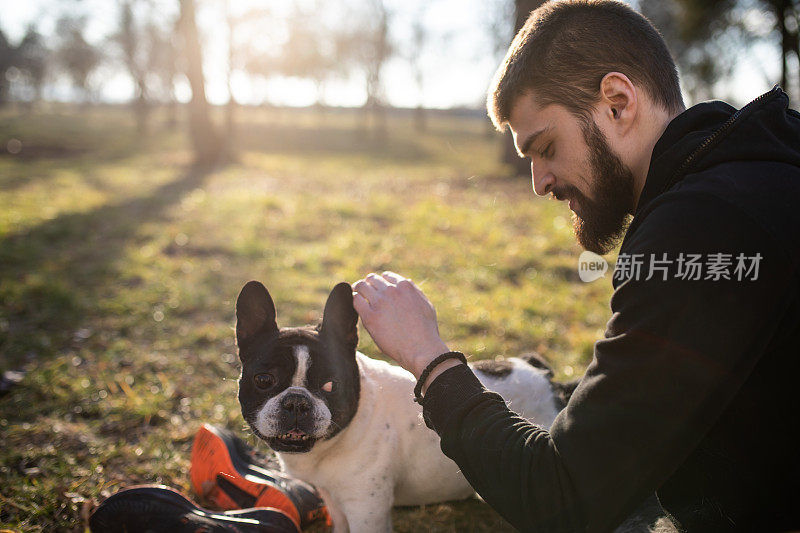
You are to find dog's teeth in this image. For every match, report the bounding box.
[275,431,312,442]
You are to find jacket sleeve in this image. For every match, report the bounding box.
[421,192,797,533]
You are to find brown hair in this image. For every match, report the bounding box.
[487,0,684,130]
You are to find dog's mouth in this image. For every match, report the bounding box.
[269,428,317,452]
[279,428,312,442]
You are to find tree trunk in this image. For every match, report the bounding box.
[777,0,790,91]
[372,100,387,143]
[179,0,220,166]
[225,0,236,144]
[225,98,236,142]
[414,104,426,133]
[166,19,180,131]
[790,4,800,99]
[135,78,149,136]
[166,99,178,130]
[502,0,547,177]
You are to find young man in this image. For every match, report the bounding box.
[353,1,800,531]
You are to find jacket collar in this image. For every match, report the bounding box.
[634,86,785,219]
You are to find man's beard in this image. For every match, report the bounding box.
[555,119,636,255]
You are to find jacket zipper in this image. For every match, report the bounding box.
[620,86,784,255]
[665,85,783,194]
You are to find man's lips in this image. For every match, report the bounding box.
[553,192,575,210]
[551,190,581,216]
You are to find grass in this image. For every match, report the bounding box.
[0,104,614,531]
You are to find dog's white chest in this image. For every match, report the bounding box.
[276,353,560,533]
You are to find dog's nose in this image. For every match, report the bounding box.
[281,393,311,415]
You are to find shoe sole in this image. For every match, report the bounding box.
[89,484,300,533]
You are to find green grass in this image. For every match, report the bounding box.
[0,105,614,531]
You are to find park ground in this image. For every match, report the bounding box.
[0,105,614,531]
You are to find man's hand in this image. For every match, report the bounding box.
[352,272,455,381]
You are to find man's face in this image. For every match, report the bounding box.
[508,94,636,254]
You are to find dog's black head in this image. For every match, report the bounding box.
[236,281,360,453]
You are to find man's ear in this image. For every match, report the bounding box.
[598,72,638,132]
[321,282,358,350]
[236,281,278,348]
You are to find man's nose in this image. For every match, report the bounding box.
[531,160,555,196]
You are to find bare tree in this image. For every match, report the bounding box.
[178,0,220,165]
[145,18,180,129]
[365,0,392,139]
[280,2,340,108]
[485,0,516,57]
[54,16,103,102]
[665,0,800,101]
[112,0,151,133]
[337,0,393,139]
[743,0,799,95]
[409,5,430,132]
[15,26,48,105]
[228,7,276,108]
[0,29,14,107]
[646,0,745,102]
[500,0,547,175]
[224,0,236,138]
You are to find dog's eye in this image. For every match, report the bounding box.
[321,381,334,393]
[254,373,277,390]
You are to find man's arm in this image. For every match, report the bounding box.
[419,193,796,532]
[422,364,586,531]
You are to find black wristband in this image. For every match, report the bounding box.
[414,351,467,404]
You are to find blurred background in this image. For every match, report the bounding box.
[0,0,797,159]
[1,0,798,531]
[3,0,800,102]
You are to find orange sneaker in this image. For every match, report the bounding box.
[190,424,330,529]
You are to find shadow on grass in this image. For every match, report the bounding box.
[0,145,152,192]
[233,122,433,163]
[0,111,181,193]
[0,163,217,370]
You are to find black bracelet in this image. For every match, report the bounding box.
[414,351,467,404]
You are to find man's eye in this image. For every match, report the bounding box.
[541,143,554,158]
[254,373,277,389]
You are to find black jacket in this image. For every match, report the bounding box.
[421,86,800,532]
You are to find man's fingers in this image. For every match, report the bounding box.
[352,291,371,316]
[383,272,431,304]
[365,272,391,289]
[353,279,378,302]
[381,271,406,284]
[382,271,423,298]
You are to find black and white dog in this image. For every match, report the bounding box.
[235,280,573,532]
[235,281,670,533]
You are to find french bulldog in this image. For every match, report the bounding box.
[235,280,572,533]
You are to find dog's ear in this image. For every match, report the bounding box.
[321,282,358,350]
[236,281,278,348]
